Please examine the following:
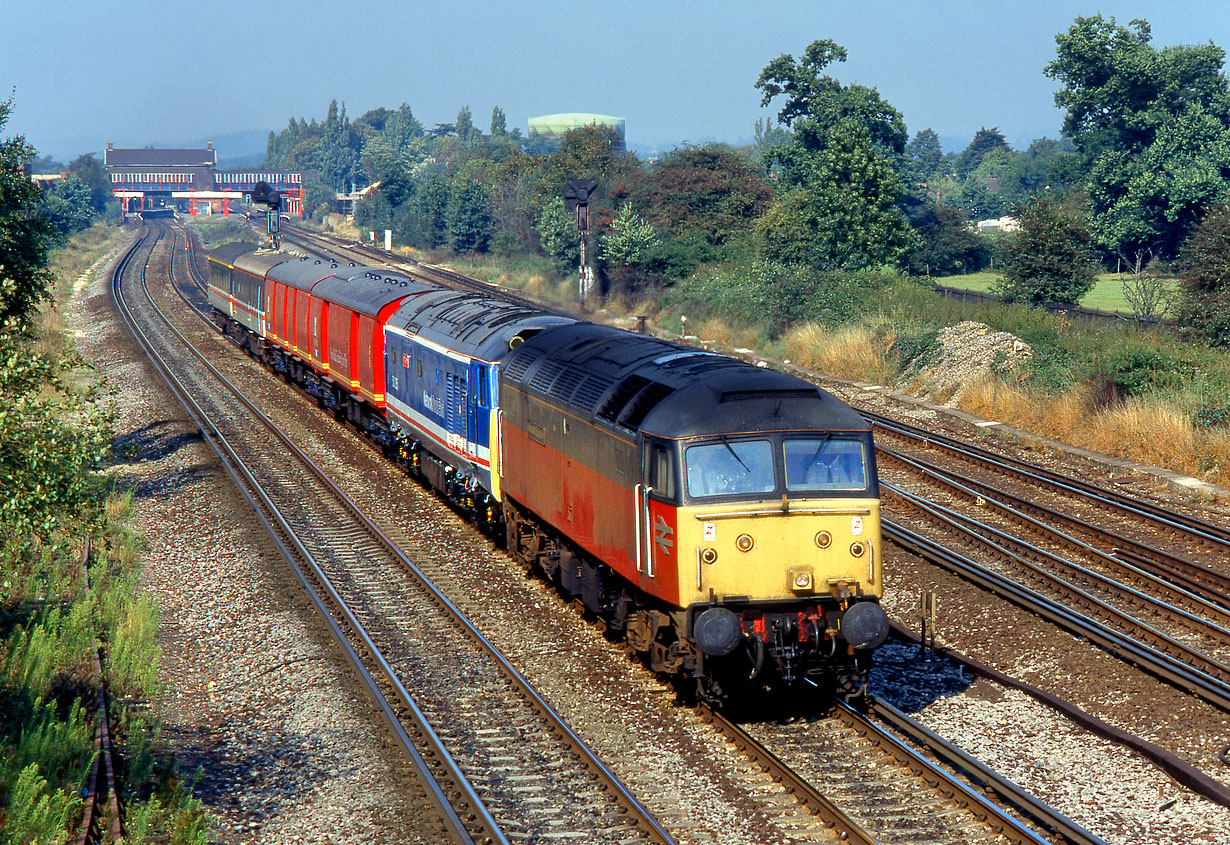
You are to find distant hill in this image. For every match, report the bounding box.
[216,152,267,170]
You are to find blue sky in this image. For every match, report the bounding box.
[4,1,1230,161]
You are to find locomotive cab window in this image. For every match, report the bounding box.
[685,439,774,499]
[784,436,868,492]
[644,441,677,501]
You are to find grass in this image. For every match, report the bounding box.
[933,270,1181,315]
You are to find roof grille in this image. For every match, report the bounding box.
[502,349,540,383]
[530,358,567,393]
[597,374,649,425]
[620,381,675,429]
[571,375,613,413]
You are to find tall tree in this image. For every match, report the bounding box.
[446,176,492,253]
[954,127,1010,178]
[754,40,915,270]
[1046,15,1230,258]
[906,128,946,183]
[0,97,55,329]
[490,106,507,138]
[456,105,479,142]
[1175,203,1230,345]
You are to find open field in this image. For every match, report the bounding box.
[933,271,1180,315]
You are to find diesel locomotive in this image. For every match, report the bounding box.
[207,242,889,702]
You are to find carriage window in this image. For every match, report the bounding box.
[784,437,867,491]
[685,440,774,498]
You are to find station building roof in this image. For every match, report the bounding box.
[104,144,216,168]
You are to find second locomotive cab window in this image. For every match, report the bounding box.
[686,440,774,498]
[784,437,867,491]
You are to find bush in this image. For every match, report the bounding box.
[665,260,895,338]
[993,196,1097,305]
[1176,203,1230,346]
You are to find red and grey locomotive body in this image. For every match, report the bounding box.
[497,323,887,700]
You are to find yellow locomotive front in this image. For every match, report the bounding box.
[666,432,888,695]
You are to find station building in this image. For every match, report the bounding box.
[104,142,305,216]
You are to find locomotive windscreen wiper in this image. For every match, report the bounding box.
[806,433,832,468]
[720,436,751,473]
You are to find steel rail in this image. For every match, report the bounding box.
[879,444,1230,606]
[880,450,1230,631]
[866,411,1230,549]
[884,517,1230,712]
[112,227,492,845]
[851,698,1104,845]
[145,222,675,845]
[885,479,1230,687]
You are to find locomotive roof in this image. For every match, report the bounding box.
[504,322,869,439]
[310,266,435,318]
[388,290,576,360]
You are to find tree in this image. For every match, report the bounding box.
[600,203,658,266]
[993,196,1098,304]
[756,39,907,158]
[755,118,916,271]
[39,175,94,238]
[902,204,988,276]
[1175,203,1230,344]
[535,197,580,274]
[1046,15,1230,258]
[906,129,946,183]
[490,106,507,138]
[626,144,771,247]
[405,174,451,249]
[0,97,114,561]
[752,114,790,175]
[954,127,1010,178]
[446,177,492,253]
[66,153,114,215]
[456,105,479,142]
[754,40,914,270]
[0,97,55,329]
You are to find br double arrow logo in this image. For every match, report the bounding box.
[653,514,675,555]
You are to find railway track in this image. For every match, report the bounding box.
[115,225,674,844]
[179,220,1230,841]
[705,699,1103,845]
[182,221,1134,842]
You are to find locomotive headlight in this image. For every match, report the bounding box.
[850,541,866,558]
[735,533,754,552]
[815,530,832,549]
[700,547,718,565]
[789,567,814,593]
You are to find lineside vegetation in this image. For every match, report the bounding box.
[1,98,210,844]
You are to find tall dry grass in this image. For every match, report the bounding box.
[956,379,1230,487]
[783,323,899,384]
